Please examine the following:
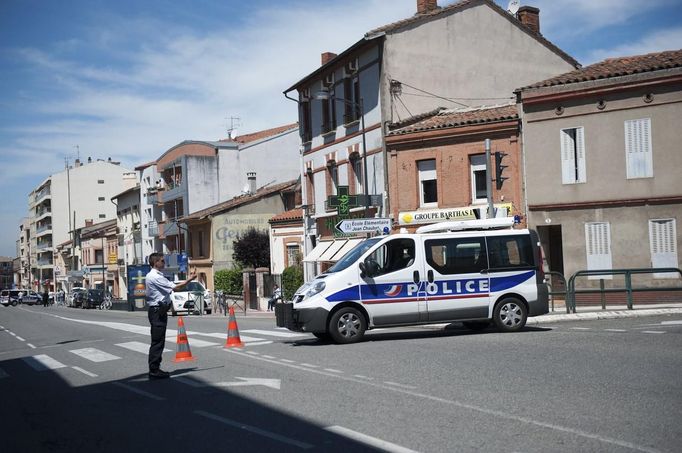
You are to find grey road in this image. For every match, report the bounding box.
[1,305,680,452]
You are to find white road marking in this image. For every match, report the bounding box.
[325,425,419,453]
[214,377,281,390]
[245,351,260,355]
[0,367,8,379]
[604,329,627,332]
[245,341,273,346]
[8,331,16,337]
[227,349,662,453]
[324,368,343,374]
[70,348,121,363]
[642,331,666,334]
[262,355,275,359]
[195,410,312,449]
[660,320,682,325]
[188,331,265,343]
[280,359,295,363]
[353,375,373,380]
[16,336,26,341]
[174,376,204,388]
[71,366,98,378]
[166,335,219,348]
[240,329,308,338]
[112,382,165,401]
[27,343,36,349]
[23,354,67,371]
[301,363,319,368]
[384,381,417,390]
[570,327,591,330]
[115,341,171,354]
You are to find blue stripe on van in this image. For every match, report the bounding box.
[489,270,535,292]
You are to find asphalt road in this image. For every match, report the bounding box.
[1,305,680,452]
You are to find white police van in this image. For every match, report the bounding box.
[276,218,548,344]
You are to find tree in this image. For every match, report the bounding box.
[232,227,270,269]
[214,268,243,295]
[281,265,304,301]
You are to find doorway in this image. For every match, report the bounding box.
[538,225,565,288]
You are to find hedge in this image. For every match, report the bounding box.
[214,268,243,296]
[281,265,304,301]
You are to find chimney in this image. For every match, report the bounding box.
[85,219,93,227]
[87,156,92,163]
[518,6,540,34]
[321,52,337,66]
[75,158,81,167]
[417,0,438,14]
[247,172,256,194]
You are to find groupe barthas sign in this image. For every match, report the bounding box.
[335,218,391,235]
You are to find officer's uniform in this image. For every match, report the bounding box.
[145,268,175,373]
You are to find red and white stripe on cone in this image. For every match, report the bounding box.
[173,316,196,362]
[224,306,244,348]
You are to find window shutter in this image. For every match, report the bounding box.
[575,127,586,183]
[560,129,576,184]
[649,219,678,278]
[585,222,612,279]
[625,118,653,178]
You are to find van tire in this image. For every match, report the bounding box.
[493,297,527,332]
[328,307,366,344]
[463,321,489,331]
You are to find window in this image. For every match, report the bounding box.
[625,118,653,179]
[98,214,106,218]
[560,127,586,184]
[425,237,487,275]
[97,180,104,184]
[300,99,312,142]
[487,235,534,269]
[286,244,300,267]
[649,219,678,278]
[418,160,438,208]
[328,163,339,196]
[352,158,363,194]
[321,87,337,134]
[306,173,315,209]
[585,222,612,279]
[365,238,415,277]
[470,154,487,204]
[98,197,105,201]
[343,75,361,124]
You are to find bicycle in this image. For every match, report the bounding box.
[99,296,112,310]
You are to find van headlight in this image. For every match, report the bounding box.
[304,281,326,298]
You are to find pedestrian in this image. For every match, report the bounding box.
[145,253,196,379]
[42,290,49,307]
[267,284,281,311]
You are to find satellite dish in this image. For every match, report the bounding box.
[507,0,520,15]
[242,183,251,194]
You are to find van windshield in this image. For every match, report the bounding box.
[326,237,383,273]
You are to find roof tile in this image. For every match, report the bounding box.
[388,104,518,135]
[269,208,303,224]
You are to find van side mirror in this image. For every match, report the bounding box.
[361,258,379,278]
[359,262,367,278]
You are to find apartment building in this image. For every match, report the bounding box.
[27,157,133,292]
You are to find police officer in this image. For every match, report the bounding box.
[145,253,196,379]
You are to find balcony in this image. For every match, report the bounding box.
[148,221,159,237]
[35,207,52,221]
[36,259,53,267]
[146,187,163,205]
[36,242,53,252]
[159,221,179,238]
[34,187,51,204]
[36,224,52,236]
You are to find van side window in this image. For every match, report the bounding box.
[425,238,487,274]
[487,235,534,269]
[366,238,415,276]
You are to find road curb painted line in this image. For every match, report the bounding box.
[194,410,313,449]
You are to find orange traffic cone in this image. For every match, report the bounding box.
[173,316,196,362]
[224,306,244,348]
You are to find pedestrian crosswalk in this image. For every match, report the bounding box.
[70,347,121,362]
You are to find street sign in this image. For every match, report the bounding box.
[335,218,391,234]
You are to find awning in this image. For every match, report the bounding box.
[303,238,365,263]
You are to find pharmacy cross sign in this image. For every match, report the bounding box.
[326,186,359,217]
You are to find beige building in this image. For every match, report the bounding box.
[517,49,682,289]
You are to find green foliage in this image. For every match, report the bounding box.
[232,227,270,269]
[214,268,243,296]
[281,265,304,301]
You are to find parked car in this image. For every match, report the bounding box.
[170,281,212,316]
[21,291,43,305]
[0,289,23,307]
[68,288,86,307]
[79,289,105,309]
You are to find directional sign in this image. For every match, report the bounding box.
[335,218,391,234]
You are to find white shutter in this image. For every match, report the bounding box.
[575,127,586,183]
[649,219,678,278]
[585,222,612,279]
[560,129,576,184]
[625,118,653,179]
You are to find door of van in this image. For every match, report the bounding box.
[421,234,490,322]
[359,237,427,325]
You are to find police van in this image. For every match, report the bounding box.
[276,218,548,344]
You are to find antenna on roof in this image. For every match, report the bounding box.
[225,116,242,139]
[507,0,520,15]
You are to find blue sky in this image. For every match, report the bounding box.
[1,0,681,257]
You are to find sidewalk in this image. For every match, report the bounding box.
[528,302,682,325]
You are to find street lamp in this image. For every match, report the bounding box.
[314,88,370,218]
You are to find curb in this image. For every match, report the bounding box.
[527,307,682,325]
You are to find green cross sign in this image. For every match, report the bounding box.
[326,186,359,217]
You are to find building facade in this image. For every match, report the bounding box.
[284,0,578,280]
[113,185,143,298]
[268,208,304,275]
[518,49,682,288]
[386,104,523,230]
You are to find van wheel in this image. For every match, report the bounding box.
[328,307,366,344]
[463,321,489,331]
[493,298,527,332]
[11,300,18,307]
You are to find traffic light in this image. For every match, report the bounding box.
[494,151,508,190]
